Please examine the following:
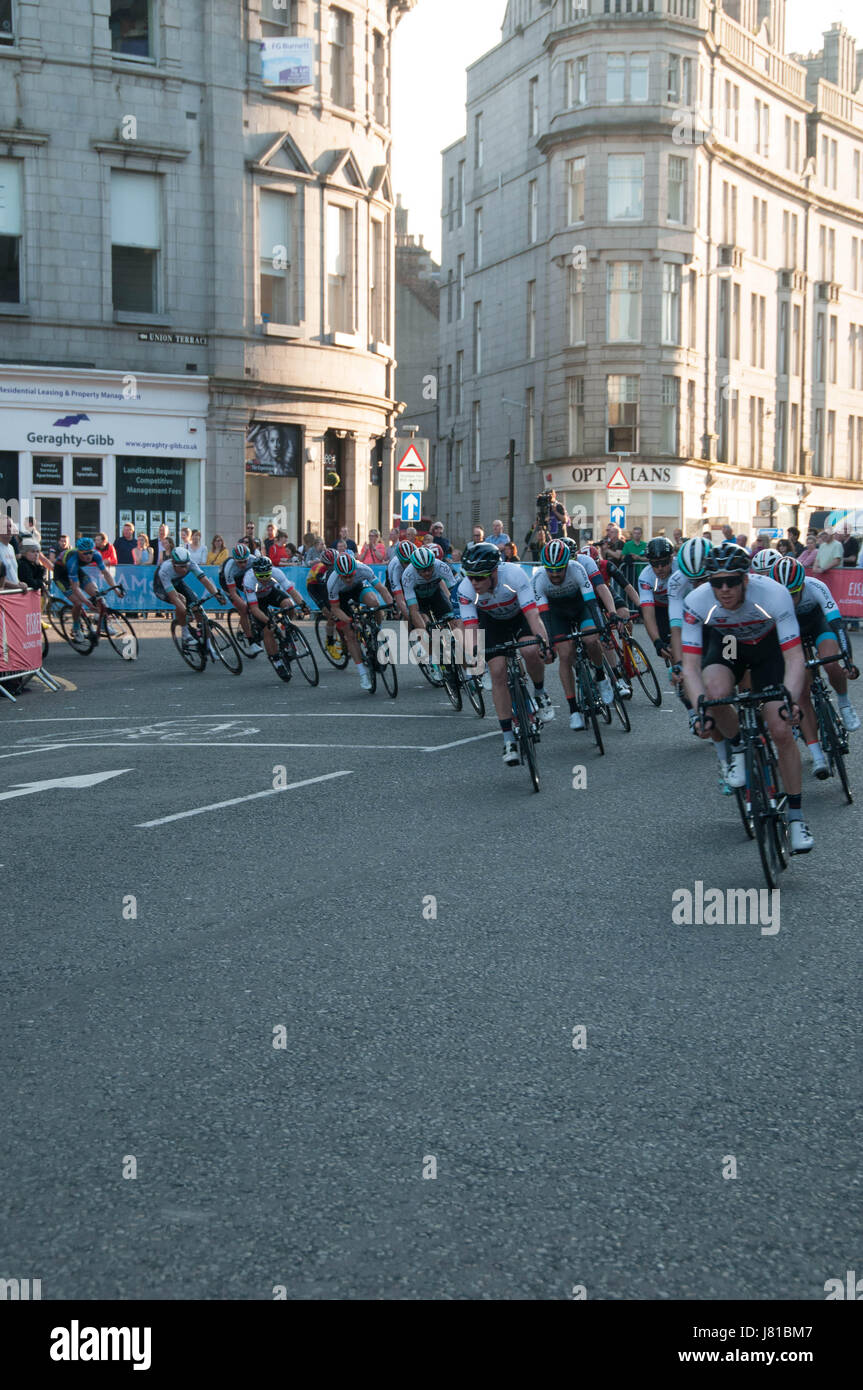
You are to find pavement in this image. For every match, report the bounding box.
[0,620,860,1299]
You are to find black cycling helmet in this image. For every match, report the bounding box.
[461,542,501,576]
[563,538,580,558]
[704,541,750,575]
[645,537,674,563]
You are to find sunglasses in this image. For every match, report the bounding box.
[709,574,745,590]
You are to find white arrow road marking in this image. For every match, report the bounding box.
[422,731,501,752]
[136,769,353,828]
[0,769,132,802]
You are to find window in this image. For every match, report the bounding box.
[326,202,354,333]
[790,402,800,472]
[688,269,698,348]
[456,350,464,412]
[447,177,455,233]
[815,311,825,383]
[723,81,739,140]
[731,282,741,361]
[474,207,483,266]
[446,269,453,324]
[457,160,465,227]
[717,277,729,358]
[607,375,638,453]
[568,266,585,345]
[667,155,686,223]
[473,301,482,374]
[754,99,770,158]
[568,377,585,454]
[373,30,386,124]
[607,155,643,220]
[851,323,858,389]
[474,113,484,169]
[819,226,836,282]
[782,211,798,268]
[472,401,481,472]
[667,54,692,106]
[607,262,642,342]
[784,116,800,172]
[687,379,697,458]
[775,400,787,472]
[750,294,765,369]
[813,407,824,475]
[748,397,764,469]
[328,8,352,109]
[721,181,737,244]
[662,263,681,345]
[849,416,856,480]
[855,150,862,201]
[1,0,13,46]
[526,388,535,466]
[829,314,838,384]
[792,304,801,376]
[853,237,859,292]
[370,217,387,342]
[111,169,160,313]
[529,77,539,137]
[566,56,587,108]
[631,54,649,103]
[110,0,151,59]
[446,363,453,417]
[827,410,836,476]
[566,156,585,224]
[259,189,295,324]
[821,136,838,190]
[456,439,464,493]
[528,179,539,242]
[777,300,788,375]
[607,53,625,103]
[457,254,465,318]
[0,158,22,303]
[661,377,679,454]
[261,0,297,32]
[751,197,767,259]
[527,280,536,359]
[718,388,738,466]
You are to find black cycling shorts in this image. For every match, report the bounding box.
[542,595,596,645]
[255,587,292,614]
[153,574,197,608]
[307,581,330,612]
[798,607,838,650]
[418,588,454,623]
[477,609,532,656]
[701,626,786,693]
[654,606,671,644]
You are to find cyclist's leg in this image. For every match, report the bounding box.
[229,586,254,641]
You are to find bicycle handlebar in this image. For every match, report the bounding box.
[483,635,546,660]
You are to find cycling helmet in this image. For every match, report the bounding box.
[336,552,357,576]
[677,537,713,580]
[580,544,601,562]
[704,541,751,575]
[541,539,570,571]
[252,556,273,576]
[76,536,95,553]
[231,543,250,562]
[396,540,416,563]
[461,542,501,576]
[410,546,435,570]
[563,538,580,558]
[772,556,806,593]
[426,542,445,561]
[171,546,191,565]
[750,547,782,572]
[321,548,336,567]
[645,537,674,563]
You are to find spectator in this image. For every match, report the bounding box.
[304,535,325,565]
[94,533,117,581]
[207,534,228,566]
[776,538,794,557]
[524,524,549,562]
[25,515,42,546]
[0,518,23,588]
[622,526,646,558]
[544,490,569,538]
[604,525,624,565]
[471,526,485,545]
[671,528,685,550]
[502,540,520,562]
[428,521,452,557]
[786,525,805,558]
[15,537,47,592]
[187,529,208,565]
[798,534,818,567]
[735,534,749,550]
[134,532,153,565]
[244,521,258,545]
[263,522,278,556]
[298,530,315,558]
[155,524,171,564]
[841,531,860,567]
[359,529,387,565]
[814,529,844,574]
[386,527,401,558]
[490,519,511,550]
[268,534,289,567]
[750,533,772,559]
[721,524,735,543]
[114,522,137,565]
[338,526,358,554]
[284,543,301,565]
[46,532,70,563]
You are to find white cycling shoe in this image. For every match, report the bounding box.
[569,710,585,730]
[723,750,747,788]
[535,691,555,721]
[788,820,814,854]
[502,739,519,766]
[810,749,830,780]
[840,705,861,732]
[358,664,372,691]
[598,677,615,705]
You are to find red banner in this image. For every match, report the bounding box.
[802,567,863,620]
[0,589,44,675]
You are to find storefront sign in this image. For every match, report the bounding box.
[72,457,103,487]
[246,423,300,477]
[3,411,205,456]
[136,332,208,345]
[0,589,43,676]
[32,455,63,485]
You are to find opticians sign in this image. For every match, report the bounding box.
[7,412,205,455]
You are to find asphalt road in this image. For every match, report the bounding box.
[1,620,860,1300]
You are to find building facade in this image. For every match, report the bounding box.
[0,0,415,553]
[394,195,440,527]
[434,0,863,550]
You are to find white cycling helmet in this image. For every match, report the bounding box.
[750,548,782,572]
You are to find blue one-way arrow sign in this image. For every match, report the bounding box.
[610,504,626,529]
[401,491,422,523]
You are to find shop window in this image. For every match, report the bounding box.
[0,0,13,46]
[32,455,64,486]
[111,170,161,313]
[110,0,153,60]
[0,159,22,303]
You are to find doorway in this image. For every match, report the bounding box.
[74,496,102,540]
[34,497,62,553]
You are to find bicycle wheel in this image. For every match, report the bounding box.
[512,675,540,792]
[748,742,781,890]
[286,624,319,686]
[209,620,243,675]
[360,631,377,693]
[376,633,398,698]
[440,658,462,710]
[821,699,853,804]
[598,659,613,724]
[577,660,604,756]
[59,605,96,654]
[315,612,348,669]
[104,610,138,661]
[734,786,755,839]
[227,609,259,659]
[611,687,631,731]
[41,625,49,661]
[626,637,662,706]
[46,597,67,636]
[463,669,485,718]
[171,619,206,671]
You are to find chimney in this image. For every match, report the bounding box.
[395,193,408,239]
[823,22,856,92]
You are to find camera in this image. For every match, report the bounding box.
[536,490,553,521]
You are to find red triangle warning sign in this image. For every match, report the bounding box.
[396,444,426,475]
[606,466,630,491]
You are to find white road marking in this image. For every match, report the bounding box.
[5,711,449,722]
[422,731,501,752]
[0,769,131,803]
[136,769,353,828]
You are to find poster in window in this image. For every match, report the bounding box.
[246,423,300,477]
[260,36,313,88]
[72,457,103,488]
[33,456,64,486]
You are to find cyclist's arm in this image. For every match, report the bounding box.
[782,642,806,709]
[374,581,392,604]
[640,601,661,647]
[593,581,617,618]
[680,606,705,707]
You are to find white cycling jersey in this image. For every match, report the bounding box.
[638,563,670,609]
[157,557,204,589]
[387,555,407,595]
[796,575,841,621]
[667,569,697,628]
[457,562,538,626]
[326,561,380,601]
[533,560,594,611]
[681,573,801,654]
[242,566,298,601]
[402,559,457,605]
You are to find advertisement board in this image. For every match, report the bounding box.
[246,423,300,477]
[260,36,314,87]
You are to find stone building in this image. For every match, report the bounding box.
[0,0,415,552]
[434,0,863,549]
[393,195,439,529]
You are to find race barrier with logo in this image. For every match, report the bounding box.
[0,587,44,677]
[802,567,863,622]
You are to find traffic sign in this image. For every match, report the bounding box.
[401,490,422,523]
[606,466,630,493]
[610,504,626,530]
[396,440,428,480]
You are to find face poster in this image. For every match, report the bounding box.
[246,423,300,477]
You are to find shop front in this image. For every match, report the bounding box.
[245,421,301,541]
[0,367,207,545]
[540,462,707,539]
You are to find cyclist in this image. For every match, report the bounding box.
[153,545,225,647]
[575,542,637,696]
[772,556,860,771]
[533,539,610,730]
[402,544,459,635]
[386,540,415,621]
[53,537,113,627]
[244,556,308,681]
[306,547,341,661]
[326,552,393,691]
[667,537,712,735]
[681,541,813,854]
[750,548,782,573]
[219,542,261,653]
[457,542,553,765]
[638,537,675,665]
